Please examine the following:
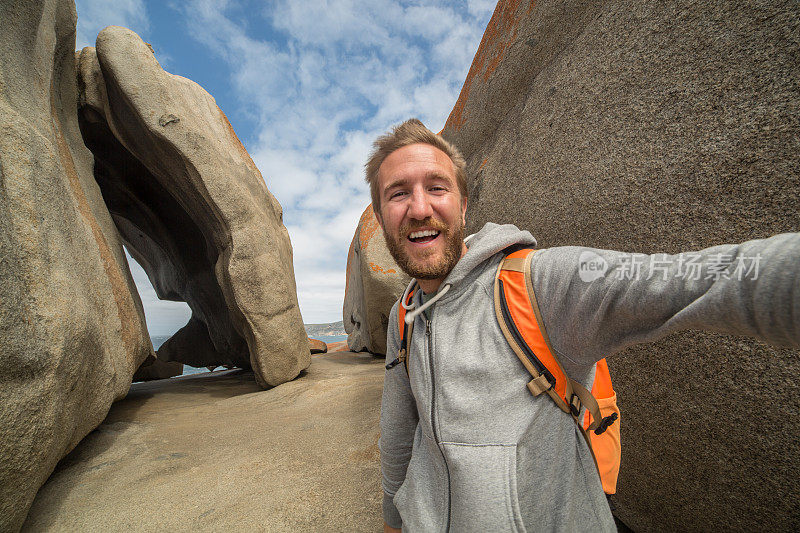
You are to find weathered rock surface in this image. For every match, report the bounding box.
[343,205,411,355]
[22,352,384,532]
[0,2,152,530]
[309,338,328,354]
[327,340,350,353]
[155,315,234,369]
[76,27,309,388]
[132,355,183,382]
[441,1,800,531]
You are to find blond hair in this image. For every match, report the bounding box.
[365,118,467,213]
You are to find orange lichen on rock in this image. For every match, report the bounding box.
[357,204,381,251]
[326,340,350,353]
[445,0,533,131]
[219,107,261,176]
[369,262,396,274]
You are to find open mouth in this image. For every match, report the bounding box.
[407,229,440,244]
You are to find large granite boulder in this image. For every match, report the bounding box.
[75,27,310,388]
[0,1,152,530]
[309,338,328,354]
[343,205,411,355]
[132,354,183,382]
[441,1,800,531]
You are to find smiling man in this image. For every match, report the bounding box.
[368,119,800,533]
[369,134,467,293]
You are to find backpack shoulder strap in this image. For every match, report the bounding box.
[386,289,415,374]
[493,249,607,434]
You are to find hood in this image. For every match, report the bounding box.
[401,222,537,324]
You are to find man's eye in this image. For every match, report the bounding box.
[389,191,406,199]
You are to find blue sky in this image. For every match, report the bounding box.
[75,0,495,335]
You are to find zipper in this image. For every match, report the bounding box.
[426,315,452,532]
[497,279,556,387]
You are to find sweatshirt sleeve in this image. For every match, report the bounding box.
[530,233,800,367]
[379,300,419,529]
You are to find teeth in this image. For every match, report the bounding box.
[409,229,440,240]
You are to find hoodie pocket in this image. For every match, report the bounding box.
[442,443,527,533]
[394,431,448,532]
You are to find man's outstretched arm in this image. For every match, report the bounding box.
[379,301,418,530]
[531,233,800,366]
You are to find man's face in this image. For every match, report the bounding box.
[376,143,467,289]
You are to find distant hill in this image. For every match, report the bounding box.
[304,320,346,337]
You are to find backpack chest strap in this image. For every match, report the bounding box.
[386,289,416,373]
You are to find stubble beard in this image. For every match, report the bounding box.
[383,217,464,281]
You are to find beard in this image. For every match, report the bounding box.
[383,216,464,281]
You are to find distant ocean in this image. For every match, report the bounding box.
[314,334,348,344]
[149,334,348,377]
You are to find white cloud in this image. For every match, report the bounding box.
[75,0,150,49]
[270,0,402,50]
[254,148,321,207]
[467,0,497,18]
[403,5,460,40]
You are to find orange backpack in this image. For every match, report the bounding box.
[388,248,621,495]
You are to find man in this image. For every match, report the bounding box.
[369,119,800,532]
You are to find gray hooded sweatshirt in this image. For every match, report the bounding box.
[380,223,800,532]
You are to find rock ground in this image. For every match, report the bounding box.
[22,351,384,532]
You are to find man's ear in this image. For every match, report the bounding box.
[374,204,384,230]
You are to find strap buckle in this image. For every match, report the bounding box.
[569,394,582,417]
[594,412,618,435]
[526,374,553,396]
[385,348,407,370]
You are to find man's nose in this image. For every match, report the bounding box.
[407,189,434,219]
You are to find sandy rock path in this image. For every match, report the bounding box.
[22,352,384,532]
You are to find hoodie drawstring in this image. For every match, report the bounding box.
[399,234,476,325]
[402,280,452,325]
